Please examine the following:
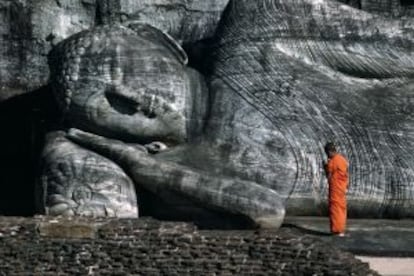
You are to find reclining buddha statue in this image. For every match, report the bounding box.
[38,0,414,228]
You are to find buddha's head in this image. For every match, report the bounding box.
[49,23,204,144]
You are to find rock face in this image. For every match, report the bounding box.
[96,0,230,44]
[56,0,414,227]
[0,0,96,100]
[0,0,229,101]
[0,0,413,226]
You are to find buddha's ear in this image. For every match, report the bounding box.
[125,22,188,66]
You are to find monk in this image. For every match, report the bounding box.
[324,142,349,237]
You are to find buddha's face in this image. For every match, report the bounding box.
[51,24,192,144]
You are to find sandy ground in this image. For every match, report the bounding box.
[355,257,414,276]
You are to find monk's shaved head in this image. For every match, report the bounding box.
[324,142,337,156]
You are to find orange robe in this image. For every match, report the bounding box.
[326,154,349,234]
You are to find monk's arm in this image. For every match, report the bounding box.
[324,160,331,179]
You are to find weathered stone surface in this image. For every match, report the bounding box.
[47,0,414,227]
[0,0,228,101]
[1,0,413,227]
[48,23,207,143]
[0,216,380,275]
[96,0,230,44]
[338,0,414,17]
[360,0,414,17]
[201,0,414,218]
[67,128,286,228]
[38,131,138,218]
[38,220,97,239]
[40,23,210,221]
[0,0,96,100]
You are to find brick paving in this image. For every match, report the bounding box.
[0,216,379,275]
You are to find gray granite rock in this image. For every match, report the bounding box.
[0,0,96,101]
[67,128,286,228]
[48,23,208,143]
[41,23,210,221]
[38,131,138,217]
[96,0,230,44]
[25,0,414,226]
[0,0,230,101]
[200,0,414,217]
